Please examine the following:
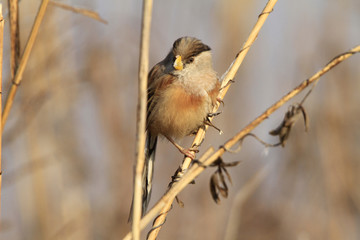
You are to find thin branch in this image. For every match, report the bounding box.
[123,44,360,240]
[49,1,108,24]
[146,0,278,239]
[132,0,153,240]
[0,3,5,217]
[2,0,50,130]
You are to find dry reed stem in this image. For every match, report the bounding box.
[0,4,4,219]
[7,0,20,79]
[49,1,108,24]
[132,0,153,239]
[2,0,50,130]
[146,0,278,239]
[123,45,360,240]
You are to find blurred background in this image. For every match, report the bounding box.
[1,0,360,239]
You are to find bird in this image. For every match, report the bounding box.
[132,36,220,219]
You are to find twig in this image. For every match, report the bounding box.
[49,1,108,24]
[146,0,278,239]
[223,133,281,154]
[2,0,50,130]
[7,0,20,79]
[0,3,4,218]
[123,45,360,240]
[132,0,153,240]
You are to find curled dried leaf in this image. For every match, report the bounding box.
[222,167,232,185]
[210,174,221,204]
[209,157,240,204]
[269,104,308,147]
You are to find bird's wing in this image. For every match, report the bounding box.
[147,64,176,128]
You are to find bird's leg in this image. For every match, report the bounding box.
[165,136,198,159]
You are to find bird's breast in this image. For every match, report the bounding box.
[148,85,212,139]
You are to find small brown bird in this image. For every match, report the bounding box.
[134,37,220,217]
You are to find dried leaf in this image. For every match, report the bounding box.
[299,105,309,131]
[222,161,240,168]
[218,185,228,198]
[50,1,108,24]
[269,104,309,147]
[218,170,228,197]
[222,167,232,185]
[210,174,220,203]
[209,158,239,203]
[210,157,223,167]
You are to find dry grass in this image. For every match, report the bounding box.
[0,3,4,218]
[146,0,277,239]
[2,0,50,129]
[7,0,20,80]
[49,1,108,24]
[132,0,153,239]
[0,1,359,240]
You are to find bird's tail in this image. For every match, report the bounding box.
[142,133,157,213]
[129,133,157,222]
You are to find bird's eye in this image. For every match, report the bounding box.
[188,57,194,63]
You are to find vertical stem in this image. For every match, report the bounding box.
[132,0,153,239]
[2,0,50,130]
[7,0,20,79]
[0,3,4,220]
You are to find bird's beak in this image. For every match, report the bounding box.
[173,55,183,70]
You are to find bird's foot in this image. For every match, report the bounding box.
[204,118,223,135]
[180,148,197,159]
[165,135,199,159]
[216,97,224,106]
